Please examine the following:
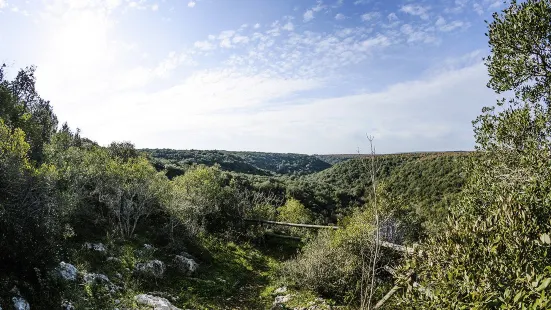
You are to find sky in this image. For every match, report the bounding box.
[0,0,504,154]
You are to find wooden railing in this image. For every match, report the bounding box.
[244,218,417,254]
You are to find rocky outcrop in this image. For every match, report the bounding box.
[135,260,165,279]
[61,300,75,310]
[173,255,198,276]
[274,286,287,295]
[84,242,107,253]
[12,297,30,310]
[83,273,120,294]
[274,294,291,305]
[135,294,181,310]
[58,262,78,281]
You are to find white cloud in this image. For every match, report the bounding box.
[473,2,484,15]
[445,0,469,14]
[439,20,467,32]
[218,30,235,39]
[194,40,215,51]
[151,3,158,11]
[335,13,345,20]
[401,24,438,44]
[303,9,314,22]
[333,0,344,8]
[311,1,325,12]
[303,1,325,22]
[282,21,294,31]
[127,0,148,10]
[220,38,232,48]
[361,12,380,22]
[486,0,502,9]
[361,34,390,49]
[66,61,495,154]
[400,4,430,20]
[435,16,469,32]
[19,0,497,154]
[0,0,6,9]
[187,1,196,8]
[232,35,249,44]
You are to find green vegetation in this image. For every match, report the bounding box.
[4,1,551,308]
[143,148,331,177]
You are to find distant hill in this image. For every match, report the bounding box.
[315,151,471,165]
[141,149,332,177]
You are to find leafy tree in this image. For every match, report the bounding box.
[277,198,314,224]
[396,1,551,308]
[167,165,231,236]
[0,65,58,163]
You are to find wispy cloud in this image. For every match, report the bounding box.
[361,12,381,22]
[0,0,500,153]
[400,4,431,20]
[303,1,325,22]
[303,9,314,22]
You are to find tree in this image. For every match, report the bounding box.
[166,165,229,236]
[396,1,551,308]
[0,64,58,163]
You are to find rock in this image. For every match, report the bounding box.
[84,242,106,253]
[106,256,122,264]
[274,286,287,295]
[143,244,155,251]
[83,272,110,284]
[12,297,30,310]
[58,262,78,281]
[135,294,181,310]
[135,260,165,279]
[83,273,120,294]
[173,255,198,276]
[274,294,291,305]
[61,300,75,310]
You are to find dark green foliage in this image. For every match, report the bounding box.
[0,64,58,164]
[143,148,331,176]
[396,1,551,308]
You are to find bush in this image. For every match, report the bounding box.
[281,208,399,305]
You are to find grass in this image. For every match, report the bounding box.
[63,232,304,309]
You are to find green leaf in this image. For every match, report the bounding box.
[514,291,523,303]
[536,278,551,292]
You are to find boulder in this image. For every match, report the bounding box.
[58,262,78,281]
[274,294,291,305]
[61,300,75,310]
[135,260,165,279]
[274,286,287,295]
[83,272,110,285]
[12,297,30,310]
[135,294,181,310]
[173,255,198,276]
[84,242,106,253]
[83,273,120,294]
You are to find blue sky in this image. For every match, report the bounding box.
[0,0,503,154]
